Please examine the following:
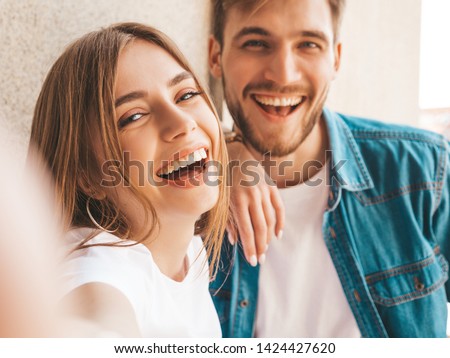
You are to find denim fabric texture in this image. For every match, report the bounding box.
[210,108,450,338]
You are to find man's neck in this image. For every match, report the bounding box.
[249,118,329,189]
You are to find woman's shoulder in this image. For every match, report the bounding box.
[64,227,149,266]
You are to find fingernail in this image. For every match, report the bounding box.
[258,254,266,265]
[265,245,269,253]
[249,255,257,267]
[228,233,235,245]
[277,230,284,240]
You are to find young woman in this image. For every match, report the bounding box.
[29,22,229,337]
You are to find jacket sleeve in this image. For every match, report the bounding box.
[433,139,450,300]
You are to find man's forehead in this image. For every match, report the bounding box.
[224,0,334,41]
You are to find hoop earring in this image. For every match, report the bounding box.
[86,197,116,233]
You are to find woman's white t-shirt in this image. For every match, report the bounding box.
[62,228,221,337]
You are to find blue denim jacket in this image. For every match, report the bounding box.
[210,108,450,338]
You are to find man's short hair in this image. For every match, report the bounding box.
[211,0,346,46]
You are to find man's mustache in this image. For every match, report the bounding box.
[243,82,310,99]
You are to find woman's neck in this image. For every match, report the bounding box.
[141,215,197,282]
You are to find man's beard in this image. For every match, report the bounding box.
[223,80,329,157]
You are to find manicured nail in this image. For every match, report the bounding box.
[249,255,257,267]
[258,254,266,265]
[228,233,235,245]
[277,230,284,240]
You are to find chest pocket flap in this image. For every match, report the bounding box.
[366,252,449,307]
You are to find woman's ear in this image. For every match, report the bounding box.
[208,35,222,79]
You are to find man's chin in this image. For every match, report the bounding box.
[246,134,303,157]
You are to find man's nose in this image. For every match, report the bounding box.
[264,45,302,85]
[160,105,198,142]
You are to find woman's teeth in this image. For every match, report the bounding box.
[159,148,207,176]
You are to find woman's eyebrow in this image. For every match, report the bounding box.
[115,90,147,108]
[115,72,194,108]
[167,71,194,88]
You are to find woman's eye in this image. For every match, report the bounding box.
[118,113,145,129]
[176,90,202,103]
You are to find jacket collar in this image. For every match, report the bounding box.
[323,108,374,192]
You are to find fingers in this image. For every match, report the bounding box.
[249,198,269,265]
[226,143,286,267]
[261,191,276,248]
[270,186,285,240]
[233,199,258,267]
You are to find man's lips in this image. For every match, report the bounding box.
[251,94,306,117]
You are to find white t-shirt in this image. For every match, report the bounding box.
[62,228,221,338]
[255,163,361,337]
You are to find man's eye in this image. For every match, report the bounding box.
[242,40,269,49]
[299,41,320,49]
[118,113,144,129]
[176,90,203,103]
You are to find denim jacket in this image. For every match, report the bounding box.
[210,108,450,338]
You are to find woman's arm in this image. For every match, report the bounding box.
[61,283,141,337]
[227,140,285,267]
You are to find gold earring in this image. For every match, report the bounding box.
[85,197,117,233]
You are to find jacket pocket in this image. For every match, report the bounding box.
[366,252,449,307]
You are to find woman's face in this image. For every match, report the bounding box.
[112,39,221,222]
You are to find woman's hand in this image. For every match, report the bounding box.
[227,142,284,267]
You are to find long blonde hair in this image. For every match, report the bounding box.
[30,22,229,277]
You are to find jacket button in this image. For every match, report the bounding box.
[353,290,362,302]
[414,277,425,291]
[329,190,334,201]
[329,227,337,239]
[240,299,249,308]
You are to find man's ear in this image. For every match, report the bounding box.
[208,35,222,79]
[332,42,342,80]
[334,42,342,73]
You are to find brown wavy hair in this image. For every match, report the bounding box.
[29,22,229,277]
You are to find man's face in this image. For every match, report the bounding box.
[209,0,341,157]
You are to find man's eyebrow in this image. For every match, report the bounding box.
[233,27,270,41]
[301,30,330,43]
[115,90,148,108]
[167,71,194,88]
[232,27,330,44]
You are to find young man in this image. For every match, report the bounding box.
[208,0,450,337]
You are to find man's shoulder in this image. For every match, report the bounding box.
[335,111,447,149]
[325,109,449,187]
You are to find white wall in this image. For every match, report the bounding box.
[0,0,211,162]
[0,0,425,162]
[327,0,422,125]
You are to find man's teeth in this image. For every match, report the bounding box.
[160,148,207,175]
[254,95,303,107]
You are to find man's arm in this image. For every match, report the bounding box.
[433,140,450,300]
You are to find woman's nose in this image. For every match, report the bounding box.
[160,106,198,142]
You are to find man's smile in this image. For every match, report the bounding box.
[251,94,306,117]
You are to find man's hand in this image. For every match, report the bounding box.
[227,142,285,267]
